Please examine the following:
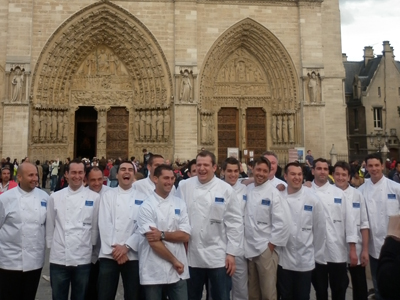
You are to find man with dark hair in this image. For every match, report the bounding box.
[46,159,100,300]
[309,158,358,300]
[42,160,49,189]
[142,148,152,177]
[333,161,369,300]
[358,153,400,300]
[244,156,289,300]
[137,164,191,300]
[85,166,110,300]
[221,157,248,300]
[187,159,197,178]
[108,159,120,188]
[277,162,325,300]
[0,163,49,300]
[0,166,18,195]
[133,154,174,196]
[177,150,243,300]
[392,161,400,183]
[98,160,145,300]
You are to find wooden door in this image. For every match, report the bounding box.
[218,108,239,163]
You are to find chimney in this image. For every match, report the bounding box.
[363,46,374,66]
[383,41,394,59]
[342,53,348,62]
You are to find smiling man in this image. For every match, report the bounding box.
[309,158,358,300]
[46,159,100,300]
[98,161,146,300]
[221,157,248,300]
[244,156,289,300]
[176,150,243,300]
[358,153,400,300]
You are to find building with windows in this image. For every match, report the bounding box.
[0,0,347,162]
[345,41,400,162]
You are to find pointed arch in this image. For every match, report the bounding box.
[199,18,298,112]
[30,1,172,108]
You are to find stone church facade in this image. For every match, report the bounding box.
[0,0,347,163]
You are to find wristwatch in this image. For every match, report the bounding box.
[125,244,131,250]
[160,231,165,241]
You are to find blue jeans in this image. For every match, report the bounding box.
[98,258,142,300]
[188,267,231,300]
[370,255,383,300]
[50,175,58,191]
[144,279,187,300]
[50,263,91,300]
[109,179,118,188]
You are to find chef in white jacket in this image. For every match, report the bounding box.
[309,158,358,300]
[0,163,49,300]
[358,153,400,300]
[176,150,243,300]
[98,161,146,300]
[46,159,100,300]
[244,156,290,300]
[221,157,248,300]
[333,161,370,300]
[277,162,326,300]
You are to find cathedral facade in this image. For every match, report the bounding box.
[0,0,347,162]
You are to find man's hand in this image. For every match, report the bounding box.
[276,184,285,191]
[225,254,236,276]
[360,249,369,267]
[146,226,161,242]
[112,244,129,261]
[268,242,275,253]
[349,244,358,267]
[172,259,185,275]
[117,254,129,265]
[303,181,312,188]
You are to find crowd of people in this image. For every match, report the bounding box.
[0,149,399,300]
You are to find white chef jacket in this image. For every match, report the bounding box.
[133,176,176,197]
[244,180,290,259]
[270,176,288,188]
[277,187,326,271]
[99,186,146,261]
[46,185,100,266]
[232,180,247,255]
[87,185,111,264]
[311,181,358,263]
[342,185,369,265]
[0,187,49,271]
[137,191,191,284]
[176,176,243,268]
[358,176,400,259]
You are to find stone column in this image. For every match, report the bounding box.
[95,106,108,159]
[329,144,337,166]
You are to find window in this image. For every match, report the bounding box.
[373,107,382,129]
[354,109,359,129]
[378,87,381,97]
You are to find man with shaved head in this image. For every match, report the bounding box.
[0,162,49,300]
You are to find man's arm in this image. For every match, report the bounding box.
[148,240,184,274]
[0,199,6,229]
[46,195,56,248]
[145,226,189,243]
[99,191,115,255]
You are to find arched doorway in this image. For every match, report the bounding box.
[74,107,97,159]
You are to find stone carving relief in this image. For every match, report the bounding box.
[271,113,295,145]
[97,109,107,155]
[5,64,30,104]
[306,71,321,103]
[71,91,133,107]
[179,69,193,103]
[32,107,69,144]
[11,67,25,102]
[134,108,171,143]
[200,113,214,145]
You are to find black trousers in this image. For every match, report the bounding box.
[311,262,349,300]
[277,265,312,300]
[348,265,368,300]
[0,267,42,300]
[85,262,99,300]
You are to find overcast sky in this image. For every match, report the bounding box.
[339,0,400,61]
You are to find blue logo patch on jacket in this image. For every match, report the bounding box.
[353,202,361,208]
[243,195,247,201]
[85,200,93,206]
[261,199,271,206]
[215,197,224,203]
[41,201,47,207]
[135,200,143,205]
[304,205,313,212]
[388,194,396,200]
[334,198,342,204]
[175,209,180,215]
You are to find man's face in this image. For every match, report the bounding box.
[253,162,269,186]
[284,165,303,191]
[1,169,10,183]
[264,155,277,179]
[366,158,384,181]
[87,169,104,193]
[117,162,135,189]
[148,157,165,176]
[18,164,38,192]
[196,156,217,184]
[396,164,400,173]
[312,161,329,185]
[188,164,197,177]
[333,167,350,190]
[154,169,175,196]
[66,162,85,190]
[224,164,240,186]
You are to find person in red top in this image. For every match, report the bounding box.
[0,166,18,195]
